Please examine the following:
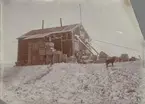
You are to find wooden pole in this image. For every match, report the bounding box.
[60,18,62,27]
[61,35,63,52]
[79,4,82,24]
[42,20,44,29]
[0,3,3,100]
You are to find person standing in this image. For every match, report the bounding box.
[45,37,55,65]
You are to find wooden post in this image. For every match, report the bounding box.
[42,20,44,29]
[79,4,82,24]
[61,35,63,52]
[0,3,3,99]
[28,43,32,65]
[60,18,62,27]
[71,32,75,56]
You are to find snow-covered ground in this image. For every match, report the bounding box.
[2,61,142,104]
[138,63,145,104]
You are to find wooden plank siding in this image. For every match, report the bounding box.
[16,25,90,66]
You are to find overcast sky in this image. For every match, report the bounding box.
[2,0,144,63]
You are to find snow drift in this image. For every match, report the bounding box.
[3,61,141,104]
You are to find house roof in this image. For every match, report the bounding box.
[18,24,81,40]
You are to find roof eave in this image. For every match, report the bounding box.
[71,24,80,33]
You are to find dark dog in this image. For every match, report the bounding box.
[105,56,116,68]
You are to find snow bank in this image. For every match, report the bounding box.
[3,61,141,104]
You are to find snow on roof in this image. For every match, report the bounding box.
[18,24,80,40]
[24,33,50,40]
[24,30,71,40]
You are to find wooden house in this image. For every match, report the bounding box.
[16,23,91,66]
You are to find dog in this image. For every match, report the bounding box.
[105,56,116,68]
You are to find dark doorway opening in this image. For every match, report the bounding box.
[62,40,72,57]
[52,39,61,51]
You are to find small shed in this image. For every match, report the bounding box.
[16,23,91,66]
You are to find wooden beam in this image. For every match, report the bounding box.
[62,39,72,41]
[61,36,63,52]
[71,32,75,56]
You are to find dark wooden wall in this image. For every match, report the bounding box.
[17,30,90,66]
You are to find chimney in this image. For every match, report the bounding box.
[42,20,44,29]
[60,18,62,27]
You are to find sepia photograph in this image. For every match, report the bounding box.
[0,0,145,104]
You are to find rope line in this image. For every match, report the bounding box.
[93,39,140,52]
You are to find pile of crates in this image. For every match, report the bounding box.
[52,51,68,63]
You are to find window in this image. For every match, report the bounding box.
[32,43,38,50]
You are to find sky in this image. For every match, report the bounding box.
[1,0,144,63]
